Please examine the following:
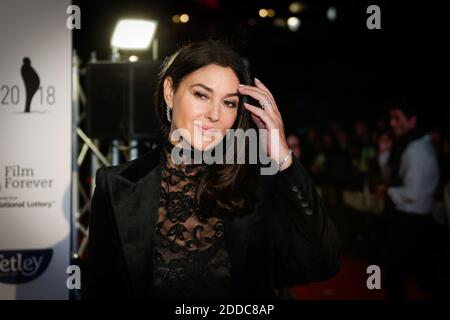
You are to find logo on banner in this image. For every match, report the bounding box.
[0,249,53,284]
[1,56,55,112]
[0,165,56,209]
[21,57,41,113]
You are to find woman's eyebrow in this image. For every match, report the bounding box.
[190,83,239,98]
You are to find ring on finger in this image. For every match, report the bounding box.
[260,100,272,110]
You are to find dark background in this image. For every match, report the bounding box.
[73,0,450,132]
[72,1,450,300]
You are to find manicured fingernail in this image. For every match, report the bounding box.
[255,77,261,83]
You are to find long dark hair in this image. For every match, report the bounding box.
[154,40,259,216]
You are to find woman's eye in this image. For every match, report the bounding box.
[194,91,208,99]
[224,101,237,108]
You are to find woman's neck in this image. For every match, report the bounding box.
[161,136,205,176]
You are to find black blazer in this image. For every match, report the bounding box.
[86,140,341,300]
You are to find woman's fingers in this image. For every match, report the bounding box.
[244,102,276,129]
[241,82,289,163]
[251,113,265,129]
[239,84,281,117]
[238,85,272,105]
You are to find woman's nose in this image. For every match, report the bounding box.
[206,102,220,122]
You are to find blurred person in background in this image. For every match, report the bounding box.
[376,131,393,183]
[378,100,448,299]
[354,120,376,174]
[287,132,302,160]
[429,128,450,200]
[302,127,318,171]
[309,132,332,185]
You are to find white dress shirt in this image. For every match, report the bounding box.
[388,134,439,215]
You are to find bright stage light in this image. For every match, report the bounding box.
[111,19,158,50]
[180,14,190,23]
[259,9,268,18]
[327,6,337,21]
[289,2,304,14]
[172,15,181,23]
[287,16,301,31]
[129,55,139,62]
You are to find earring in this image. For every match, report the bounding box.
[166,104,172,122]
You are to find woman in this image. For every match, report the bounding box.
[86,40,341,300]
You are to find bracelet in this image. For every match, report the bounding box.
[278,148,293,172]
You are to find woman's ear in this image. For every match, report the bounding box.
[163,77,174,109]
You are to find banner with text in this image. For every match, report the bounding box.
[0,0,72,299]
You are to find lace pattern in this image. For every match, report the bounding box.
[152,138,233,299]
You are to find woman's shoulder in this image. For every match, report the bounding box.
[98,142,163,185]
[100,158,140,178]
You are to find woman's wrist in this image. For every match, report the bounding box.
[278,148,293,172]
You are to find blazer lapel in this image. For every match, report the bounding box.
[104,139,263,298]
[107,142,162,297]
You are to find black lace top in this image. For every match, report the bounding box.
[151,138,233,300]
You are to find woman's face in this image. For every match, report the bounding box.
[164,64,240,151]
